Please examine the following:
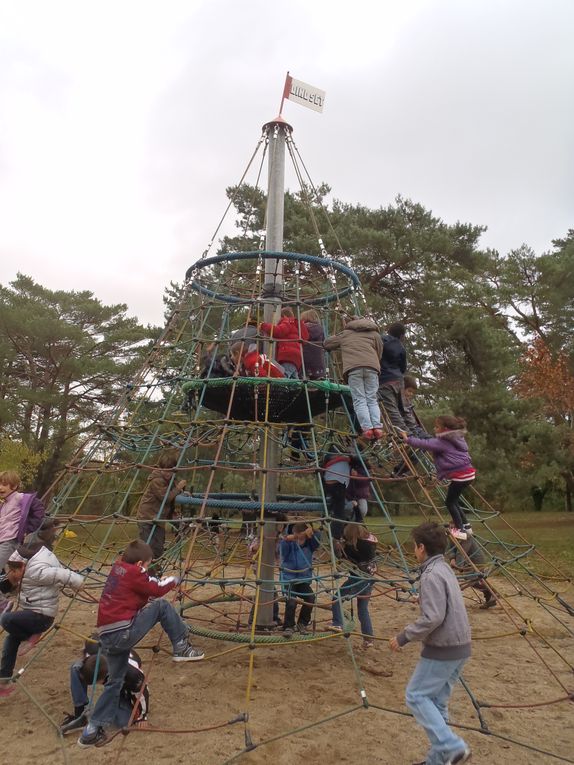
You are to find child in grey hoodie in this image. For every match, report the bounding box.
[390,522,472,765]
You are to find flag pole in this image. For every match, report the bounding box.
[278,71,291,117]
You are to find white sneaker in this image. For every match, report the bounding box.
[445,745,472,764]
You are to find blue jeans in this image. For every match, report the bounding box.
[70,659,133,726]
[89,599,187,729]
[348,368,381,432]
[71,660,90,709]
[331,575,374,637]
[405,657,469,765]
[281,362,299,379]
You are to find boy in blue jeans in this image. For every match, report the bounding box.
[79,539,203,747]
[390,523,472,765]
[61,637,149,735]
[279,523,320,637]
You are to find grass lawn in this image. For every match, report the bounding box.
[366,510,574,578]
[489,511,574,578]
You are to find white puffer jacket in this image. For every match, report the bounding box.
[20,547,84,617]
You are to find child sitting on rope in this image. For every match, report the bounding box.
[390,522,472,765]
[231,341,285,378]
[200,341,237,378]
[404,415,476,540]
[0,539,84,697]
[0,469,45,573]
[61,636,150,736]
[279,522,320,637]
[259,306,309,379]
[447,536,497,609]
[323,316,384,440]
[136,451,186,566]
[78,539,204,748]
[328,523,378,649]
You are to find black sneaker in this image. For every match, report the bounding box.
[61,712,87,736]
[295,623,309,635]
[77,725,108,748]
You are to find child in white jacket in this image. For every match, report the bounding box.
[0,533,83,696]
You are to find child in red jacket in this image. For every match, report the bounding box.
[231,342,285,378]
[259,307,309,378]
[78,539,203,747]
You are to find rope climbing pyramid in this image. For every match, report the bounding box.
[3,119,573,765]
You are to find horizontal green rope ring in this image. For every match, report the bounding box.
[186,623,333,644]
[175,493,325,510]
[181,377,351,394]
[185,250,360,305]
[176,495,324,511]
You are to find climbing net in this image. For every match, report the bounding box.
[4,121,573,764]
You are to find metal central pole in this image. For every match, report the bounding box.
[256,117,291,627]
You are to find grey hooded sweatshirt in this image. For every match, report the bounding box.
[323,318,383,380]
[397,554,471,660]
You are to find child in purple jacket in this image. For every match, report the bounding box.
[0,471,45,573]
[404,416,475,539]
[347,460,372,521]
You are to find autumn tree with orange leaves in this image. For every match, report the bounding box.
[514,338,574,510]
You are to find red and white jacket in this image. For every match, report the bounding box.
[243,349,285,378]
[259,317,309,370]
[97,559,177,634]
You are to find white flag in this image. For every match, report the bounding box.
[283,74,326,113]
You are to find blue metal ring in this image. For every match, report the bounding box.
[185,250,360,305]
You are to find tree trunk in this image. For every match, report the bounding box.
[530,485,547,512]
[562,472,574,512]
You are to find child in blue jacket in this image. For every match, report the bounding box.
[279,523,320,637]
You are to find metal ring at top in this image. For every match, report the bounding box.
[185,251,360,305]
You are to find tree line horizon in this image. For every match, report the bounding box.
[1,185,572,513]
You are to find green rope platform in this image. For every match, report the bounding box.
[183,376,351,422]
[182,377,350,393]
[186,624,334,644]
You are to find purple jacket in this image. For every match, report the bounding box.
[407,430,474,480]
[347,470,371,501]
[16,493,46,543]
[302,321,326,379]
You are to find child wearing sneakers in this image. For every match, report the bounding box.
[78,539,203,747]
[404,415,475,540]
[61,637,149,736]
[329,524,378,648]
[279,523,320,637]
[0,542,84,696]
[447,536,497,609]
[390,522,472,765]
[324,317,383,440]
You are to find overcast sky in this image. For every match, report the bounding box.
[1,0,573,326]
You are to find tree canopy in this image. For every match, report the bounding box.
[219,186,574,511]
[0,275,158,492]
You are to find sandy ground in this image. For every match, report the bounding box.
[2,567,573,765]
